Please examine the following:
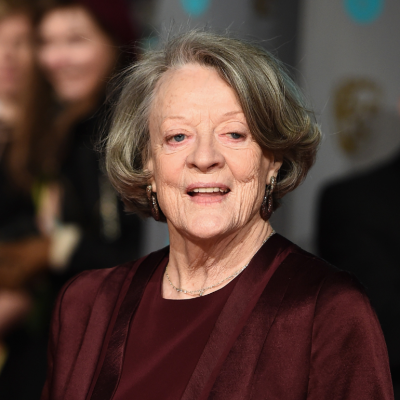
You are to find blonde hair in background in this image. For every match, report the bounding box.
[105,30,321,219]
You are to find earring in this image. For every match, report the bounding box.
[260,176,276,221]
[147,185,160,221]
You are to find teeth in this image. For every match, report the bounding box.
[191,187,228,193]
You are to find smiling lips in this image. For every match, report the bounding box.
[191,187,229,194]
[187,186,230,199]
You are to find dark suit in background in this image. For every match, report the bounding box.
[317,152,400,392]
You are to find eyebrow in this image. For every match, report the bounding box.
[221,111,245,117]
[162,110,244,122]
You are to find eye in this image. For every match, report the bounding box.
[67,35,86,45]
[171,134,186,142]
[228,132,244,140]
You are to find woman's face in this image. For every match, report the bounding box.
[0,13,33,100]
[38,6,116,103]
[148,64,280,241]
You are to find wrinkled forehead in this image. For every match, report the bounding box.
[149,63,243,127]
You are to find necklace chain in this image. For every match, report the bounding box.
[165,229,275,297]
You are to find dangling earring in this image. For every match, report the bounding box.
[260,176,276,221]
[147,185,160,221]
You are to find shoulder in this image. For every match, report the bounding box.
[284,254,394,398]
[279,240,368,308]
[286,246,378,331]
[279,244,386,349]
[301,256,392,398]
[56,256,146,316]
[278,237,339,279]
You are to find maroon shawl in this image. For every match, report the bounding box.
[41,234,394,400]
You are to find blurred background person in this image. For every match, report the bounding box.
[34,0,142,286]
[0,0,143,398]
[0,0,53,398]
[0,0,51,276]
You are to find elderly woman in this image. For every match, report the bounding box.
[41,31,394,400]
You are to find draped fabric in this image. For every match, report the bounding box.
[41,234,394,400]
[113,256,237,399]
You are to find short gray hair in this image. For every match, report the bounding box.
[105,30,321,219]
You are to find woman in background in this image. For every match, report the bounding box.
[33,0,142,283]
[1,0,142,398]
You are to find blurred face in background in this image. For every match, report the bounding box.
[0,13,34,101]
[38,6,117,104]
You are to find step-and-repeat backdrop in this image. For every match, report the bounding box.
[290,0,400,251]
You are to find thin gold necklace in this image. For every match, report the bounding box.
[165,229,275,297]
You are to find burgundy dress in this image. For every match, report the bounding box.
[41,234,394,400]
[113,257,236,399]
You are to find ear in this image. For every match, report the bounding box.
[145,157,157,193]
[266,153,283,185]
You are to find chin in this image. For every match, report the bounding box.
[182,213,233,241]
[56,82,90,103]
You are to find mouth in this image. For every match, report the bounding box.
[186,184,230,198]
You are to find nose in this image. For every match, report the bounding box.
[186,132,225,173]
[40,45,68,72]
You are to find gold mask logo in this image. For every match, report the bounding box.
[333,78,382,154]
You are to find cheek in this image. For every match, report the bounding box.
[152,154,186,219]
[229,149,267,184]
[81,44,113,76]
[70,46,96,71]
[66,47,108,94]
[154,153,185,190]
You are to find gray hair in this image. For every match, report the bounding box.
[105,30,321,219]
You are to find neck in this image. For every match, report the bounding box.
[164,216,272,299]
